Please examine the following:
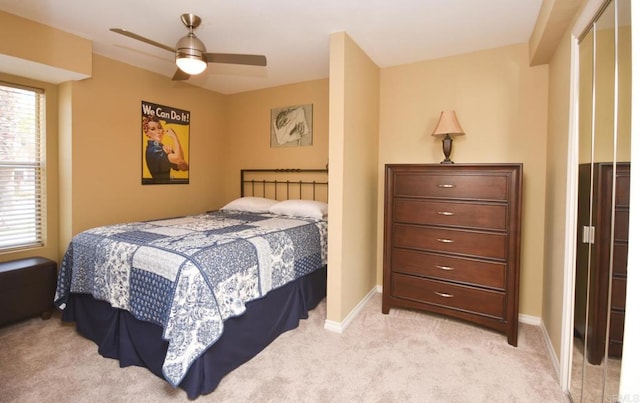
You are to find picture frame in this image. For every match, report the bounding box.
[270,104,313,148]
[141,101,190,185]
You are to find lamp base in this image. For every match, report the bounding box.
[440,134,455,164]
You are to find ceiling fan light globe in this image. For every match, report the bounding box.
[176,56,207,75]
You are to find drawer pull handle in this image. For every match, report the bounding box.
[437,184,455,188]
[437,238,454,243]
[436,265,454,271]
[434,291,453,298]
[437,211,454,216]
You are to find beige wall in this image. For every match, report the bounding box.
[0,73,59,263]
[327,32,380,322]
[542,22,574,362]
[0,11,91,80]
[223,79,329,202]
[378,44,549,317]
[58,55,228,250]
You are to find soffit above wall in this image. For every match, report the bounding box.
[0,54,90,84]
[529,0,585,65]
[0,11,91,83]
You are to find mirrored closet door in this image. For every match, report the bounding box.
[572,0,631,401]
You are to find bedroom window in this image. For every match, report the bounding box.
[0,82,45,251]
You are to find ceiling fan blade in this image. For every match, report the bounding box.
[204,53,267,66]
[110,28,176,53]
[172,69,191,81]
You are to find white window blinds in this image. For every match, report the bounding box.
[0,82,45,251]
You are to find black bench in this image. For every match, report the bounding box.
[0,257,57,326]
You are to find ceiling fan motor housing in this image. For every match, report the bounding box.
[175,33,206,60]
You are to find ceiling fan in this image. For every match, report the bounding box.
[110,13,267,81]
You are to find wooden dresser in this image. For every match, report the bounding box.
[382,163,523,346]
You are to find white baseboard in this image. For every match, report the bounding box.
[519,313,542,326]
[324,286,378,333]
[540,319,562,382]
[519,314,561,381]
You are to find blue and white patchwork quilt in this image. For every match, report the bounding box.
[54,210,328,387]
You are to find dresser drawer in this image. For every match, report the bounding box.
[391,273,505,319]
[609,310,624,358]
[616,172,630,207]
[391,248,505,289]
[394,199,507,230]
[393,224,506,260]
[394,172,509,201]
[614,210,629,241]
[611,277,627,311]
[609,310,625,343]
[612,244,628,276]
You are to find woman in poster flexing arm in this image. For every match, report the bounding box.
[143,114,189,183]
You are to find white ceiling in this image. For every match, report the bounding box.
[0,0,543,94]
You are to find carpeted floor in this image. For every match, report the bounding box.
[0,293,570,402]
[570,336,621,402]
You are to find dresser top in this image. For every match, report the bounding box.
[385,163,523,168]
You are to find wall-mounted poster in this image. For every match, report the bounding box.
[270,104,313,148]
[141,101,190,185]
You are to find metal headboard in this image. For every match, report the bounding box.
[240,168,329,202]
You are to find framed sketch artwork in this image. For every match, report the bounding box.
[270,104,313,147]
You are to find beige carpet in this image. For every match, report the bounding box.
[0,293,569,402]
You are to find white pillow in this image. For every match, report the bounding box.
[220,197,279,213]
[269,200,328,219]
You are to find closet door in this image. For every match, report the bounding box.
[571,0,631,401]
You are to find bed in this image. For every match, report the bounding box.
[54,168,328,399]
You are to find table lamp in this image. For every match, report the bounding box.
[432,110,465,164]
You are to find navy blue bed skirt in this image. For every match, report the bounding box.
[61,266,327,399]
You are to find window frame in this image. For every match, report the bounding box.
[0,80,46,252]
